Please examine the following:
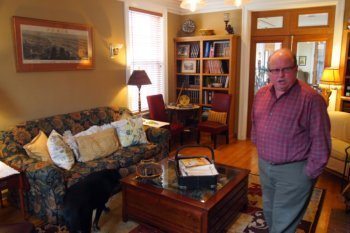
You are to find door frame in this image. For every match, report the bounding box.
[238,0,345,140]
[246,36,291,138]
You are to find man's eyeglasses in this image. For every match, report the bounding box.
[268,66,296,75]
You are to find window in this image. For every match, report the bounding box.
[127,7,165,112]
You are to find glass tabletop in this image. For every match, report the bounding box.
[134,159,242,203]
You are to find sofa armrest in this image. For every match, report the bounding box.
[146,127,170,159]
[3,153,66,191]
[146,127,170,144]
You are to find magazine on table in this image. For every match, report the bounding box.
[178,157,218,176]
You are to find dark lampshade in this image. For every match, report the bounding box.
[127,70,151,113]
[127,70,152,87]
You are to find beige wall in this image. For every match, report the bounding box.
[0,0,126,130]
[167,12,182,103]
[183,10,242,36]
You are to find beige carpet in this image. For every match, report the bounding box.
[94,193,138,233]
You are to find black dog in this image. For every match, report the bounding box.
[63,169,120,233]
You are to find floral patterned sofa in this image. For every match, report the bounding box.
[0,106,169,224]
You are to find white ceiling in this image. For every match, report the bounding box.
[120,0,243,15]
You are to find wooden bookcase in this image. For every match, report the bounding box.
[340,30,350,113]
[174,35,240,137]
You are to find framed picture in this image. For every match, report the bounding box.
[298,56,307,66]
[177,44,190,58]
[13,16,94,72]
[181,60,196,73]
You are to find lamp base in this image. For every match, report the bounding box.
[321,88,331,106]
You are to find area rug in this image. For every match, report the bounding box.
[34,174,324,233]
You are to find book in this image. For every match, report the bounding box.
[179,157,210,168]
[0,161,20,178]
[179,163,218,176]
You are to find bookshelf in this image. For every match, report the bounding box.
[340,30,350,113]
[174,35,240,137]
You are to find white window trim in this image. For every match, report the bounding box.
[124,0,168,112]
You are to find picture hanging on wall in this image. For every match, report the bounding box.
[13,16,94,72]
[298,56,307,66]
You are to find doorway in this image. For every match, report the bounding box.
[246,6,335,138]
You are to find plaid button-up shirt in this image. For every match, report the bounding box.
[251,80,331,179]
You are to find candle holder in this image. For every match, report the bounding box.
[224,20,234,34]
[223,13,234,34]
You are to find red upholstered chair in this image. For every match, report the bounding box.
[197,93,232,149]
[147,94,184,148]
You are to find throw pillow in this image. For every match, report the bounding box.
[207,110,227,124]
[63,123,114,159]
[23,130,51,162]
[112,115,148,147]
[47,130,75,170]
[75,128,119,162]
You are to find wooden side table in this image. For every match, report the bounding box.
[0,162,27,219]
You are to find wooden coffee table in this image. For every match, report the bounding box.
[121,159,249,233]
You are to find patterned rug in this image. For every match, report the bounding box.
[34,175,324,233]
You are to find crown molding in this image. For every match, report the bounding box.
[118,0,240,15]
[118,0,341,15]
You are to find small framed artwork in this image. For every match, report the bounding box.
[177,44,190,58]
[13,16,94,72]
[181,60,196,73]
[298,56,307,66]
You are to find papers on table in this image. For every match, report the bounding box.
[142,118,170,128]
[179,159,218,176]
[0,161,20,178]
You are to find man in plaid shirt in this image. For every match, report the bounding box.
[251,48,331,233]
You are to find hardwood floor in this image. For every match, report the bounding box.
[0,137,347,233]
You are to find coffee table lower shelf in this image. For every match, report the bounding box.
[121,165,249,233]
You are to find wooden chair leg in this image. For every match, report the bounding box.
[197,131,200,144]
[226,131,229,144]
[180,132,184,145]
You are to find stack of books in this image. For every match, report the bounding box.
[178,157,218,176]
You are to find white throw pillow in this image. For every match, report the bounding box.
[23,130,51,162]
[112,115,148,147]
[47,130,75,170]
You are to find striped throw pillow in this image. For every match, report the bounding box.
[207,110,227,124]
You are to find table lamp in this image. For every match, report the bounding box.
[320,67,341,106]
[127,70,152,113]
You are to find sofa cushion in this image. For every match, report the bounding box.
[23,130,51,162]
[329,111,350,143]
[47,130,75,170]
[113,116,148,147]
[118,143,161,168]
[65,153,121,187]
[330,137,350,161]
[75,128,119,162]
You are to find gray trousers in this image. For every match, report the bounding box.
[258,158,315,233]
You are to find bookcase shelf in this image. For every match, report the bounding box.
[174,35,240,137]
[340,30,350,112]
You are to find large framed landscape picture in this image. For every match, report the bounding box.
[13,16,94,72]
